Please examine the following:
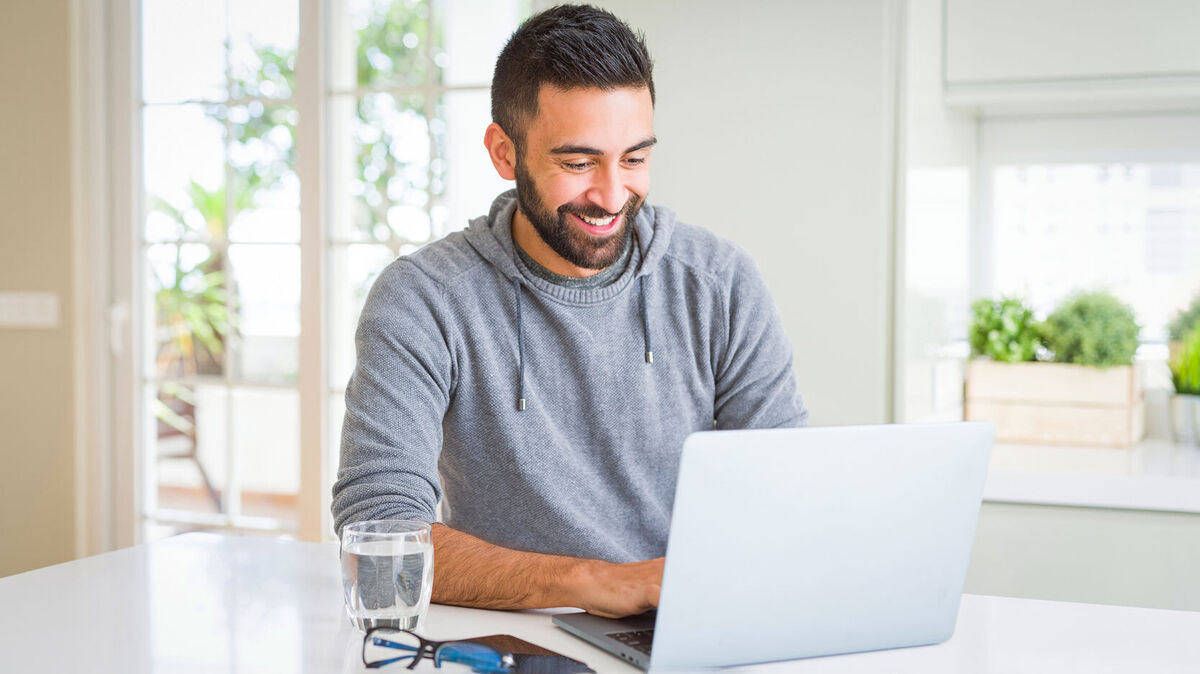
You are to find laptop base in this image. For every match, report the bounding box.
[553,610,657,670]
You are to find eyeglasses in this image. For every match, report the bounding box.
[363,627,515,673]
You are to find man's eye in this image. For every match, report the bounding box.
[624,157,646,166]
[563,161,591,170]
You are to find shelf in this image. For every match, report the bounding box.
[983,439,1200,513]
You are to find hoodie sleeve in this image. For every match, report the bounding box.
[331,259,454,536]
[713,247,810,429]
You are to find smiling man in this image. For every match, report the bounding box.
[332,4,808,618]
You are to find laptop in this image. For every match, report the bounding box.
[553,423,994,670]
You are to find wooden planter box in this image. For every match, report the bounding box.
[964,360,1144,447]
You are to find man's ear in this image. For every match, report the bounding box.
[484,123,518,181]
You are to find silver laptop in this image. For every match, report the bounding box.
[553,423,994,670]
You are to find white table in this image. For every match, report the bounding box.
[1,533,1197,673]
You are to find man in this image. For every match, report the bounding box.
[332,4,808,619]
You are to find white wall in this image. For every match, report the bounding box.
[901,0,977,423]
[541,1,1200,615]
[945,0,1200,85]
[968,503,1200,612]
[589,0,902,426]
[920,0,1200,612]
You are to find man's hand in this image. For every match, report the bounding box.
[574,557,664,618]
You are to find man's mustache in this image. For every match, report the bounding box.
[558,194,642,220]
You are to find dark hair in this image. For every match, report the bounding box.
[491,4,655,151]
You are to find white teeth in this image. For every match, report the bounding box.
[579,214,616,227]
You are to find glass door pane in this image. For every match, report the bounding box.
[141,0,300,539]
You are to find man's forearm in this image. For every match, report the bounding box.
[430,523,592,609]
[430,523,663,618]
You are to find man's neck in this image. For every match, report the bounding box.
[511,207,604,278]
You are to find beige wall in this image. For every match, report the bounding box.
[0,0,77,577]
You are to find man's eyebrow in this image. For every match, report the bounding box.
[549,136,658,156]
[624,136,658,154]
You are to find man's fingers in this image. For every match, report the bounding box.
[646,583,661,608]
[582,557,667,618]
[588,584,661,619]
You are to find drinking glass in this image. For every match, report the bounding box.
[341,520,434,631]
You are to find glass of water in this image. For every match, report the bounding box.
[340,520,434,631]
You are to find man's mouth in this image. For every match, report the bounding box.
[570,211,621,236]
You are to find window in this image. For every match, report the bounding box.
[141,0,303,536]
[975,115,1200,344]
[901,115,1200,426]
[136,0,523,542]
[903,167,971,423]
[990,163,1200,343]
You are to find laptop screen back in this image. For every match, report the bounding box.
[649,423,993,670]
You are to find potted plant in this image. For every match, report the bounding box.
[965,292,1144,447]
[1168,320,1200,446]
[1167,293,1200,364]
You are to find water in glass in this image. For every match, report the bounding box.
[342,534,434,630]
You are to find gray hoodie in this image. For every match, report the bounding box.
[332,190,808,562]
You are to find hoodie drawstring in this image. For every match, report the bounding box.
[512,275,653,412]
[639,276,653,364]
[513,278,526,411]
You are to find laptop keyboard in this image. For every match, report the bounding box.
[607,629,655,655]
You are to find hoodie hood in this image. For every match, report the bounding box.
[462,189,676,288]
[461,190,672,410]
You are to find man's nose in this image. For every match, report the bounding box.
[588,163,628,215]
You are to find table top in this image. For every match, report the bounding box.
[1,533,1198,673]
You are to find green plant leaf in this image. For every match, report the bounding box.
[1043,291,1140,368]
[969,297,1041,363]
[1168,293,1200,343]
[152,397,195,435]
[1170,320,1200,395]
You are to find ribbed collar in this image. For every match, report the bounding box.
[514,226,634,289]
[465,190,670,306]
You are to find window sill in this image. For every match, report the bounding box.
[983,439,1200,514]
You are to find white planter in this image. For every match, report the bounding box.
[1168,394,1200,446]
[964,360,1144,447]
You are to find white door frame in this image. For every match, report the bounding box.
[70,0,141,555]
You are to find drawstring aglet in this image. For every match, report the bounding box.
[645,351,654,364]
[518,398,526,411]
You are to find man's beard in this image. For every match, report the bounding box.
[514,159,644,271]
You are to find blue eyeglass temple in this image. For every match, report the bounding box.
[367,635,512,673]
[366,636,421,669]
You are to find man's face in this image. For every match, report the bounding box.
[513,86,655,270]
